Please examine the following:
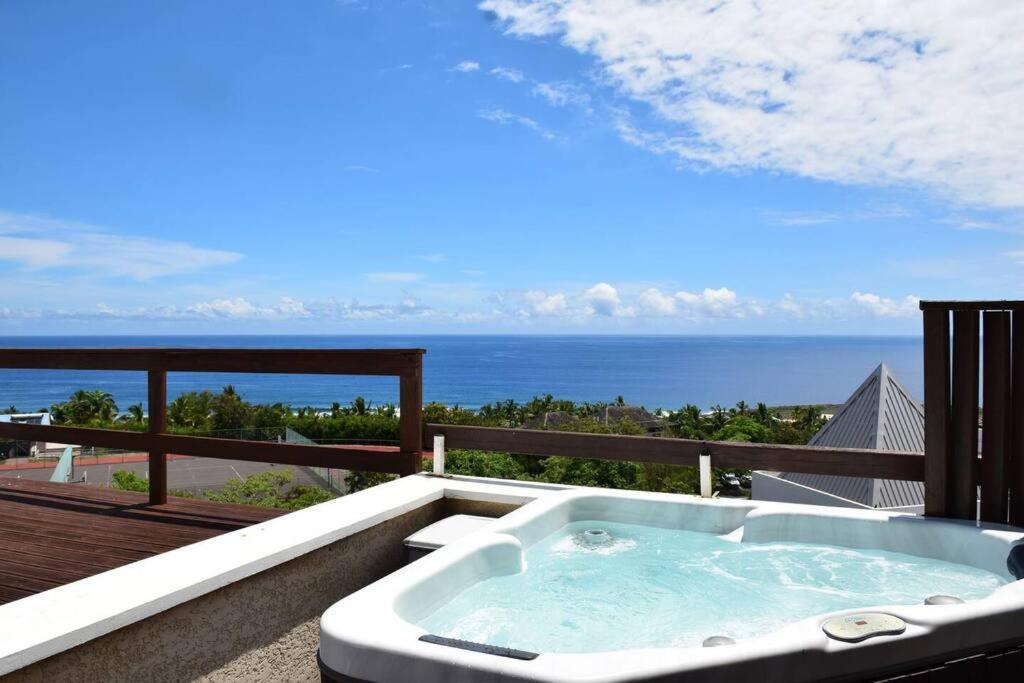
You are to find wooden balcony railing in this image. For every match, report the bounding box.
[921,300,1024,525]
[3,300,1021,525]
[0,348,425,504]
[423,424,925,480]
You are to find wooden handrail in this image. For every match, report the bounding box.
[920,300,1024,312]
[0,348,425,504]
[424,424,925,481]
[0,348,423,375]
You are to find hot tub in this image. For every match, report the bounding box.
[318,488,1024,682]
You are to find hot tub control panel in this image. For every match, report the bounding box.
[822,613,906,643]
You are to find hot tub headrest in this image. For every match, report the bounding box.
[1008,544,1024,581]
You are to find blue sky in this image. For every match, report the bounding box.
[1,0,1021,334]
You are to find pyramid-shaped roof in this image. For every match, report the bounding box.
[779,363,924,508]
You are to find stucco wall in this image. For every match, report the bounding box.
[3,497,519,683]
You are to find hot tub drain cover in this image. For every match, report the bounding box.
[579,529,612,545]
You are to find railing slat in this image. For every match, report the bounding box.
[156,435,408,473]
[0,422,153,451]
[0,422,410,473]
[424,424,924,481]
[923,308,952,517]
[950,310,981,520]
[981,311,1011,523]
[148,370,168,505]
[1011,312,1024,527]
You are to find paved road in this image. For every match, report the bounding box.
[0,456,338,496]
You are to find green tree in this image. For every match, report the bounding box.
[754,402,773,426]
[669,404,706,439]
[350,396,370,416]
[206,470,334,510]
[539,457,643,489]
[121,403,145,424]
[436,449,530,480]
[210,385,252,432]
[712,416,774,443]
[50,389,118,424]
[344,470,397,494]
[168,391,214,430]
[111,469,150,492]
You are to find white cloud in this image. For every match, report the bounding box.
[478,108,557,141]
[343,164,379,173]
[483,0,1024,209]
[1008,251,1024,265]
[452,60,480,72]
[417,253,447,262]
[0,211,241,280]
[366,271,424,283]
[524,290,569,316]
[676,287,745,317]
[777,294,804,317]
[0,236,73,269]
[582,282,630,317]
[489,66,525,82]
[532,82,591,109]
[850,292,920,317]
[772,212,839,227]
[636,287,677,316]
[0,285,926,326]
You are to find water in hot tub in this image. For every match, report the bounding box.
[417,520,1007,653]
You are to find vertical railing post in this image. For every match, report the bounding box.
[923,307,951,517]
[950,310,980,520]
[148,369,168,505]
[981,311,1011,523]
[1011,312,1024,527]
[398,356,423,476]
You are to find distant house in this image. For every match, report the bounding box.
[0,412,52,457]
[752,363,925,513]
[524,405,664,435]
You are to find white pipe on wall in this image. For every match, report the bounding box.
[433,435,446,476]
[699,452,712,498]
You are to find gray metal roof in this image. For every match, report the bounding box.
[779,363,925,509]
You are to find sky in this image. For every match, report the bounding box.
[1,0,1022,335]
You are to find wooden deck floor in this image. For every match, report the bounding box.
[0,477,285,606]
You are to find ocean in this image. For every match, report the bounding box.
[0,335,923,412]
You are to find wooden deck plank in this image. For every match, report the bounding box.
[0,478,285,606]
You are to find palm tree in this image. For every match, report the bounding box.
[2,405,18,415]
[84,390,118,423]
[60,389,118,424]
[127,403,145,423]
[671,404,706,439]
[351,396,370,416]
[797,405,823,432]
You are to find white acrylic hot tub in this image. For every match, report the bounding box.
[319,488,1024,682]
